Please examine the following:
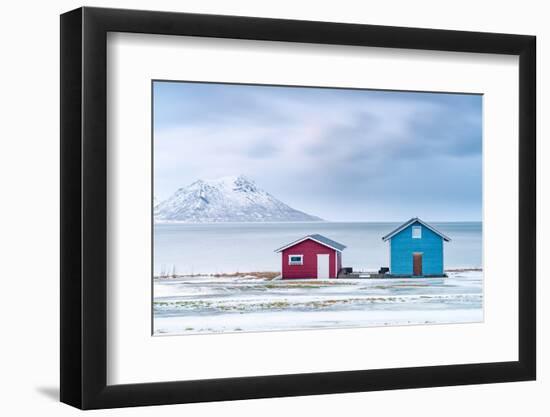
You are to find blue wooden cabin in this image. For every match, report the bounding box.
[382,218,451,277]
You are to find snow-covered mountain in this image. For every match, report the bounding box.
[155,175,322,223]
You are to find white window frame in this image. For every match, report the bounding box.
[288,254,304,265]
[412,226,422,239]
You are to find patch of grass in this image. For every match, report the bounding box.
[155,271,281,280]
[257,301,291,309]
[212,271,280,279]
[446,268,482,272]
[264,280,354,289]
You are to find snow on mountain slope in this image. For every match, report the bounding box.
[155,175,323,223]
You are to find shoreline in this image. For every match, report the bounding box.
[154,220,483,225]
[153,268,483,280]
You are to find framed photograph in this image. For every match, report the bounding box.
[60,7,536,409]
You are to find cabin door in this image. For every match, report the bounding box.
[413,253,423,276]
[317,254,330,279]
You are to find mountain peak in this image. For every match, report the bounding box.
[188,174,249,186]
[155,176,322,223]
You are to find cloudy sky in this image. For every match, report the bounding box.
[153,81,482,222]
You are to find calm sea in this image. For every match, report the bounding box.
[154,222,481,276]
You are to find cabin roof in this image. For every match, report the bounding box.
[275,234,347,253]
[382,217,451,242]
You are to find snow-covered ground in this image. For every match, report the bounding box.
[153,270,483,335]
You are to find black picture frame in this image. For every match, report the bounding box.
[60,6,536,410]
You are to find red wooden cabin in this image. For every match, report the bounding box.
[274,234,346,279]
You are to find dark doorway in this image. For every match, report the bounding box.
[413,253,423,276]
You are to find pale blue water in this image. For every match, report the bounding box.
[154,222,481,276]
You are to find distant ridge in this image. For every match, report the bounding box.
[155,175,323,223]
